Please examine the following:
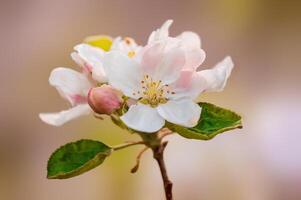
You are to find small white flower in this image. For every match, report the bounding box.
[111,37,142,58]
[40,36,142,126]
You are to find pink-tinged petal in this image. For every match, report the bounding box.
[120,103,165,133]
[183,48,206,70]
[157,99,201,127]
[102,51,143,99]
[39,104,91,126]
[177,31,202,49]
[71,52,94,75]
[74,44,107,82]
[198,56,234,92]
[167,70,207,100]
[147,19,173,44]
[140,41,185,85]
[140,43,164,75]
[49,68,92,106]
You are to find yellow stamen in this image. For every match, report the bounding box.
[128,51,135,58]
[138,75,170,107]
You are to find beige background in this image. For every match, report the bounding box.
[1,0,301,199]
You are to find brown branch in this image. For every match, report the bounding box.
[152,141,173,200]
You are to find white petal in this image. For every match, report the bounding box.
[167,70,207,100]
[70,52,85,67]
[183,48,206,70]
[121,103,165,133]
[157,99,201,127]
[140,41,185,85]
[39,104,91,126]
[74,44,107,82]
[177,31,202,49]
[154,46,185,84]
[102,51,142,99]
[49,68,92,106]
[111,37,142,55]
[198,56,234,92]
[147,20,173,44]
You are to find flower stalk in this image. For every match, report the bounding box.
[152,141,173,200]
[138,131,173,200]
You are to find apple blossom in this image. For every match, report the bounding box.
[102,21,234,133]
[103,40,204,133]
[88,85,123,115]
[40,35,143,126]
[43,20,242,200]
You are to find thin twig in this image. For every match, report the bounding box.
[112,141,145,151]
[152,141,173,200]
[131,146,149,173]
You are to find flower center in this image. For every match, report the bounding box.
[133,75,175,107]
[127,51,135,58]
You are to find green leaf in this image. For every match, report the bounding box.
[47,139,111,179]
[168,102,242,140]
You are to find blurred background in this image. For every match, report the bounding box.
[1,0,301,199]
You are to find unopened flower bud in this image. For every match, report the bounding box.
[88,85,123,115]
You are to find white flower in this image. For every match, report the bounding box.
[103,40,204,133]
[71,37,142,82]
[102,20,234,133]
[111,37,142,58]
[39,68,93,126]
[40,36,142,126]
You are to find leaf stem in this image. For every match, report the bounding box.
[112,141,145,151]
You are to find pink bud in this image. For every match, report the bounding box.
[88,85,123,115]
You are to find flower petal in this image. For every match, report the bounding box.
[147,19,173,44]
[102,51,142,99]
[111,37,142,56]
[49,68,92,106]
[140,41,185,85]
[74,44,107,82]
[39,104,91,126]
[167,70,207,100]
[183,48,206,70]
[177,31,202,49]
[197,56,234,92]
[120,103,165,133]
[157,99,201,127]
